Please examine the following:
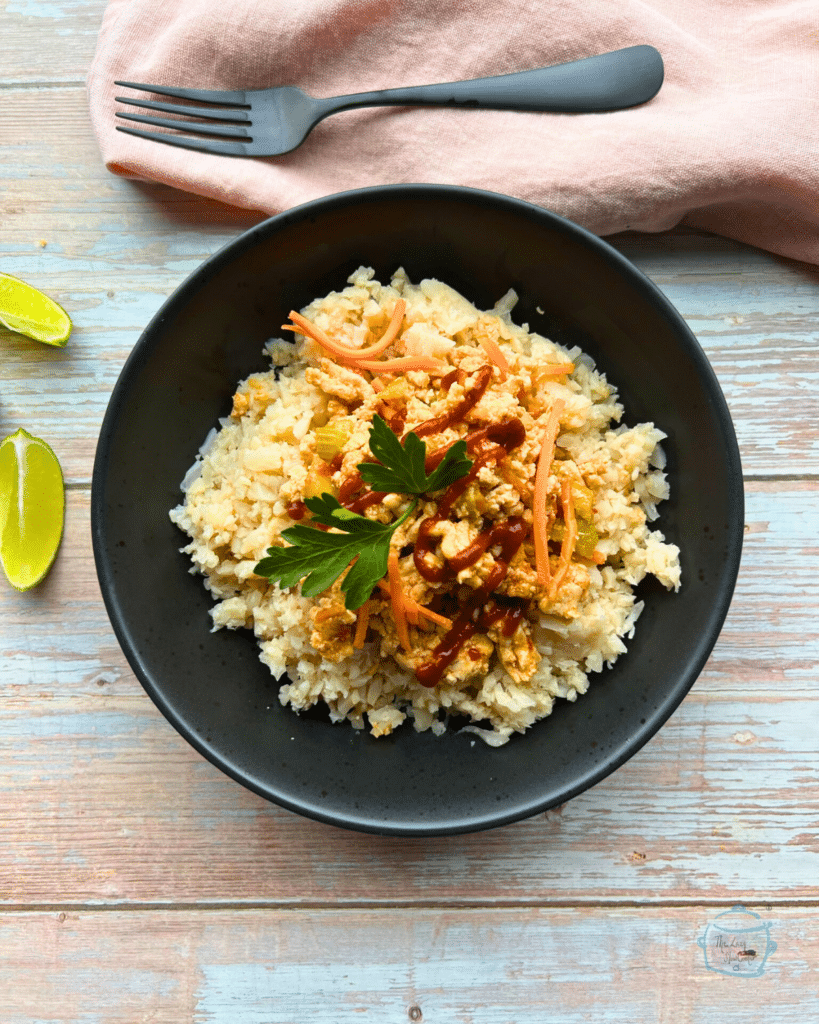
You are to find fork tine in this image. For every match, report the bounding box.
[115,125,249,157]
[114,80,248,107]
[115,96,250,123]
[116,112,251,140]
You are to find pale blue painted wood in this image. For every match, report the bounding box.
[2,230,819,479]
[2,486,816,701]
[1,3,818,1017]
[1,0,109,83]
[0,688,816,902]
[2,908,815,1024]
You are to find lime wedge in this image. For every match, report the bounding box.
[0,272,71,346]
[0,428,65,591]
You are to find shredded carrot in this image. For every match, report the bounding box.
[372,299,407,354]
[282,315,349,358]
[353,600,371,648]
[548,478,578,598]
[353,355,445,374]
[379,568,420,625]
[387,549,412,652]
[376,580,451,629]
[533,362,575,383]
[533,399,565,587]
[313,605,342,623]
[575,550,607,566]
[284,308,443,374]
[479,335,510,380]
[283,299,406,362]
[403,595,421,627]
[499,463,529,498]
[416,605,452,628]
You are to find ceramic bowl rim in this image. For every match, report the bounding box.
[91,183,744,835]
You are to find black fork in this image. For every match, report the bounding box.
[115,45,663,158]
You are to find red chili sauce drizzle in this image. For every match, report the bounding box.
[414,518,529,688]
[338,364,493,508]
[424,418,526,474]
[337,470,389,514]
[347,489,389,514]
[412,364,492,438]
[379,405,406,435]
[413,416,529,687]
[413,419,526,583]
[338,470,364,504]
[331,365,532,684]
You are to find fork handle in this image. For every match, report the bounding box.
[314,45,663,120]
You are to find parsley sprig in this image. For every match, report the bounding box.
[359,415,472,495]
[253,415,472,609]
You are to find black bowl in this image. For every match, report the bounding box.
[92,185,743,836]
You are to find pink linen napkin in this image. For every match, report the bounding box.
[88,0,819,263]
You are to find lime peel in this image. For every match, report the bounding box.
[0,272,71,347]
[0,428,65,591]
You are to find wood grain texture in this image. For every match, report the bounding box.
[2,0,105,84]
[2,485,815,703]
[0,87,263,483]
[2,89,819,480]
[2,1,818,1015]
[616,235,819,478]
[1,689,816,906]
[0,486,815,906]
[2,907,816,1024]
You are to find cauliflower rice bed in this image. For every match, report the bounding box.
[170,268,681,746]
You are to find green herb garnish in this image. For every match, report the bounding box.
[253,415,472,609]
[359,414,472,495]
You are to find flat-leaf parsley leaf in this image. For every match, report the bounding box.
[254,494,416,610]
[358,414,472,495]
[253,415,473,609]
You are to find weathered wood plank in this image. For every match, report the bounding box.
[1,483,813,701]
[608,232,819,477]
[2,88,819,479]
[0,479,816,906]
[0,685,816,905]
[0,85,265,483]
[1,907,815,1023]
[707,480,819,690]
[1,0,107,84]
[2,0,817,1008]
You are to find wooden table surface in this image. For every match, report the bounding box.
[3,4,818,1022]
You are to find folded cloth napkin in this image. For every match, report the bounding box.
[88,0,819,263]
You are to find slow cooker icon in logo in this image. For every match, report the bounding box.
[698,905,777,977]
